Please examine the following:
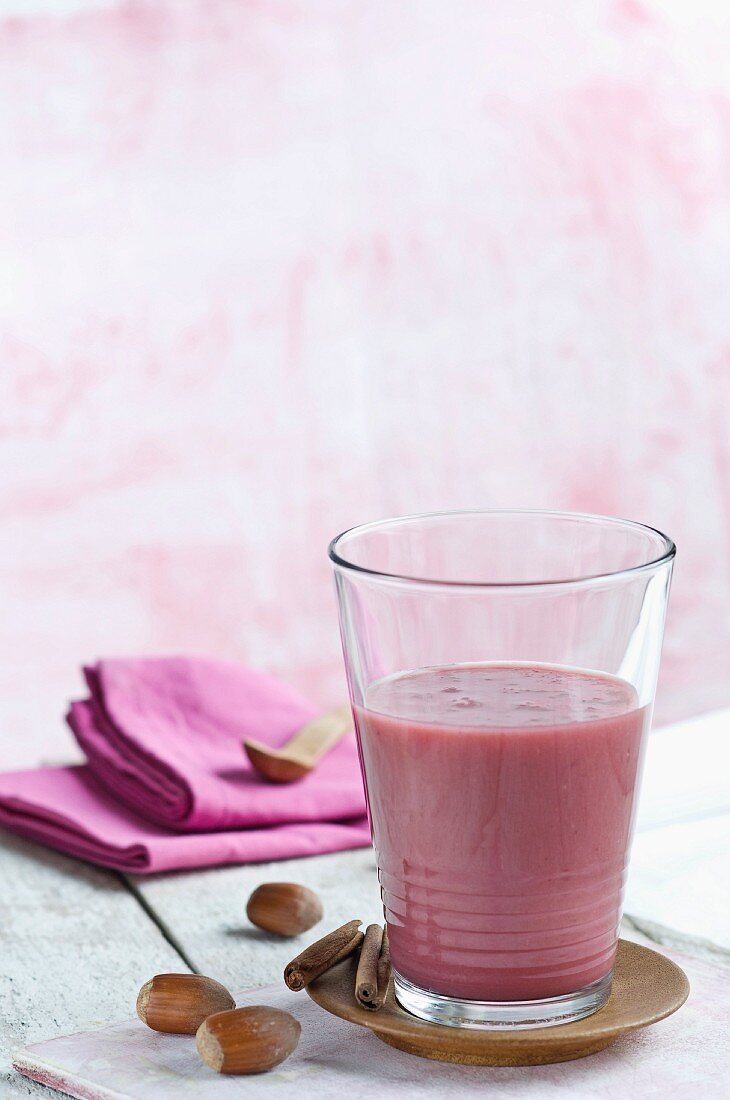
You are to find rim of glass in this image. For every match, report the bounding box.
[328,509,676,590]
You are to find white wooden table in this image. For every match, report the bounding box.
[2,710,729,1097]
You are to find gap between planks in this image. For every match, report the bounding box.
[121,875,200,974]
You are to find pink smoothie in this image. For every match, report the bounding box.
[354,663,649,1002]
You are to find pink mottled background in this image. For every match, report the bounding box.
[1,0,728,767]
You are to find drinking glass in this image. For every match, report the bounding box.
[329,510,674,1029]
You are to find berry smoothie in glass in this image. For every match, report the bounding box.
[331,511,674,1029]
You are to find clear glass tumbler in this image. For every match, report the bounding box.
[329,510,674,1030]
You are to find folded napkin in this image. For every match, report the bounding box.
[0,657,370,873]
[68,658,367,829]
[0,766,370,873]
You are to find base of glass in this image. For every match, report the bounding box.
[393,968,614,1030]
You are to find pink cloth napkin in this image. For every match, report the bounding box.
[0,657,371,873]
[69,658,367,829]
[0,766,370,873]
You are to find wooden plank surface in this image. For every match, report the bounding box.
[4,811,730,1096]
[129,848,384,992]
[0,831,188,1097]
[14,950,730,1100]
[4,837,730,1098]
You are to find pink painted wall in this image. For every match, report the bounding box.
[1,0,728,767]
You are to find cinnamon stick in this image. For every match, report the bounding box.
[355,924,383,1006]
[375,926,391,1005]
[284,919,363,991]
[356,924,392,1010]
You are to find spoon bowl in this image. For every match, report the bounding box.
[243,705,353,783]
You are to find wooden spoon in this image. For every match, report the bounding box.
[243,705,354,783]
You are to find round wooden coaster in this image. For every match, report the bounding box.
[306,938,689,1066]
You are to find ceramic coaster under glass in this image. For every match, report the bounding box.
[306,938,689,1067]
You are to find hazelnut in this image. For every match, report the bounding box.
[246,882,323,937]
[136,973,235,1034]
[196,1005,301,1074]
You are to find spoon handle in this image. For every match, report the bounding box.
[285,704,353,763]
